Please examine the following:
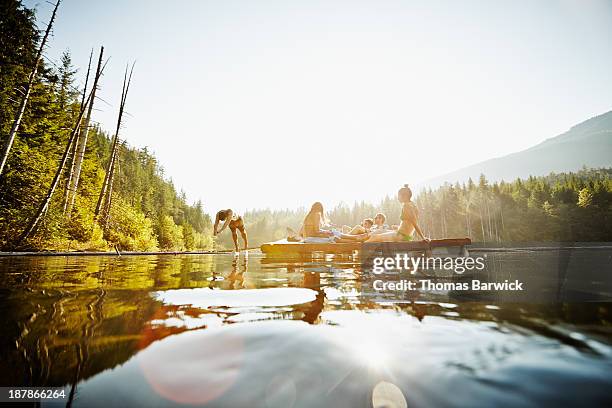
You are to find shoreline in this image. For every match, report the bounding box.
[0,242,610,257]
[0,249,250,257]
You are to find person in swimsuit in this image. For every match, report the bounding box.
[214,209,248,251]
[301,202,369,243]
[366,185,428,242]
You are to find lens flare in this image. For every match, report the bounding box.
[372,381,408,408]
[138,329,244,405]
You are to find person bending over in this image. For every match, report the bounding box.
[366,186,428,242]
[214,209,248,251]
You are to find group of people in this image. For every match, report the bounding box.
[300,185,428,244]
[213,184,428,251]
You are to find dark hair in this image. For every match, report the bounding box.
[375,213,386,222]
[310,202,324,214]
[218,210,228,221]
[363,218,374,226]
[307,202,328,224]
[398,184,412,202]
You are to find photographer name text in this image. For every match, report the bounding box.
[373,279,524,291]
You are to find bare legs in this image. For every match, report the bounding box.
[349,225,368,235]
[229,217,248,251]
[335,232,369,243]
[239,227,248,250]
[230,227,239,251]
[365,230,400,243]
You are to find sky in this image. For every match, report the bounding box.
[24,0,612,215]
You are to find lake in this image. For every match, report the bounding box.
[0,247,611,407]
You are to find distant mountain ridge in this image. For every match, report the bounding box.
[423,110,612,187]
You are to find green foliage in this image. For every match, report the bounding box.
[577,187,593,208]
[0,0,39,137]
[156,215,184,251]
[104,194,158,251]
[0,1,213,251]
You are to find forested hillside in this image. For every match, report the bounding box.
[416,168,612,243]
[0,0,213,251]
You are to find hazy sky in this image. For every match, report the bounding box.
[25,0,612,214]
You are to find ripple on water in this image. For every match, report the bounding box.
[70,314,612,407]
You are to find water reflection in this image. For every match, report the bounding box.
[0,249,610,407]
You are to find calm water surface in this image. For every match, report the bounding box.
[0,249,611,407]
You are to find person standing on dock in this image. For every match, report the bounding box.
[213,209,248,251]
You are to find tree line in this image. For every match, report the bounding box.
[0,0,213,251]
[219,168,612,248]
[416,168,612,243]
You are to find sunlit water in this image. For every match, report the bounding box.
[0,249,611,407]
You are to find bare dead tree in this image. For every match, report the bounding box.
[95,63,134,223]
[64,47,105,218]
[63,48,93,215]
[18,89,95,244]
[499,201,505,241]
[479,201,486,243]
[102,141,124,230]
[488,206,493,241]
[0,0,62,177]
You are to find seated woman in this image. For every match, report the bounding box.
[366,186,428,242]
[302,202,369,243]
